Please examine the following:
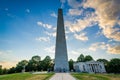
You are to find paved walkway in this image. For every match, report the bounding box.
[49,73,76,80]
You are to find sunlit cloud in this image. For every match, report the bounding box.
[107,45,120,54]
[89,42,120,54]
[67,0,120,41]
[89,42,107,51]
[83,0,120,41]
[74,32,88,41]
[65,12,97,32]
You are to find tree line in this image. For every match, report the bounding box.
[72,54,120,73]
[0,54,120,75]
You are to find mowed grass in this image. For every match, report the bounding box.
[0,72,54,80]
[71,73,120,80]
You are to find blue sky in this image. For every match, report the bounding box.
[0,0,120,68]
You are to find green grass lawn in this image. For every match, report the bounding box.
[0,72,54,80]
[71,73,120,80]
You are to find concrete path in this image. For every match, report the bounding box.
[49,73,76,80]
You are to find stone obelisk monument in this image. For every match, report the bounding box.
[54,8,69,72]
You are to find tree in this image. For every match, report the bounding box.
[97,59,108,66]
[2,68,8,74]
[16,60,28,72]
[8,67,15,74]
[69,59,74,71]
[0,66,8,75]
[84,55,93,62]
[41,56,52,71]
[107,58,120,73]
[26,55,41,71]
[77,54,85,62]
[32,55,41,62]
[97,59,108,72]
[0,65,2,75]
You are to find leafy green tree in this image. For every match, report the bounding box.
[16,60,28,72]
[97,59,108,66]
[84,55,93,62]
[26,55,41,71]
[97,59,108,72]
[41,56,52,71]
[0,66,8,75]
[0,65,3,75]
[8,67,15,74]
[2,68,8,74]
[32,55,41,62]
[69,59,74,71]
[77,54,85,62]
[107,58,120,73]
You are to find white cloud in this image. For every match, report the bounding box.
[50,12,57,18]
[96,30,103,37]
[37,21,52,29]
[45,31,56,37]
[89,46,96,52]
[6,13,15,18]
[70,50,79,55]
[108,39,113,43]
[83,0,120,41]
[67,0,120,41]
[53,27,57,31]
[5,8,8,11]
[36,37,50,42]
[68,9,83,16]
[66,35,68,39]
[60,0,66,8]
[67,0,83,8]
[45,31,68,39]
[65,13,97,32]
[74,32,88,41]
[44,46,55,54]
[26,9,30,13]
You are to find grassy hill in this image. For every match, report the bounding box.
[0,72,53,80]
[72,73,120,80]
[1,72,120,80]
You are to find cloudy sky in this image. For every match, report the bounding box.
[0,0,120,68]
